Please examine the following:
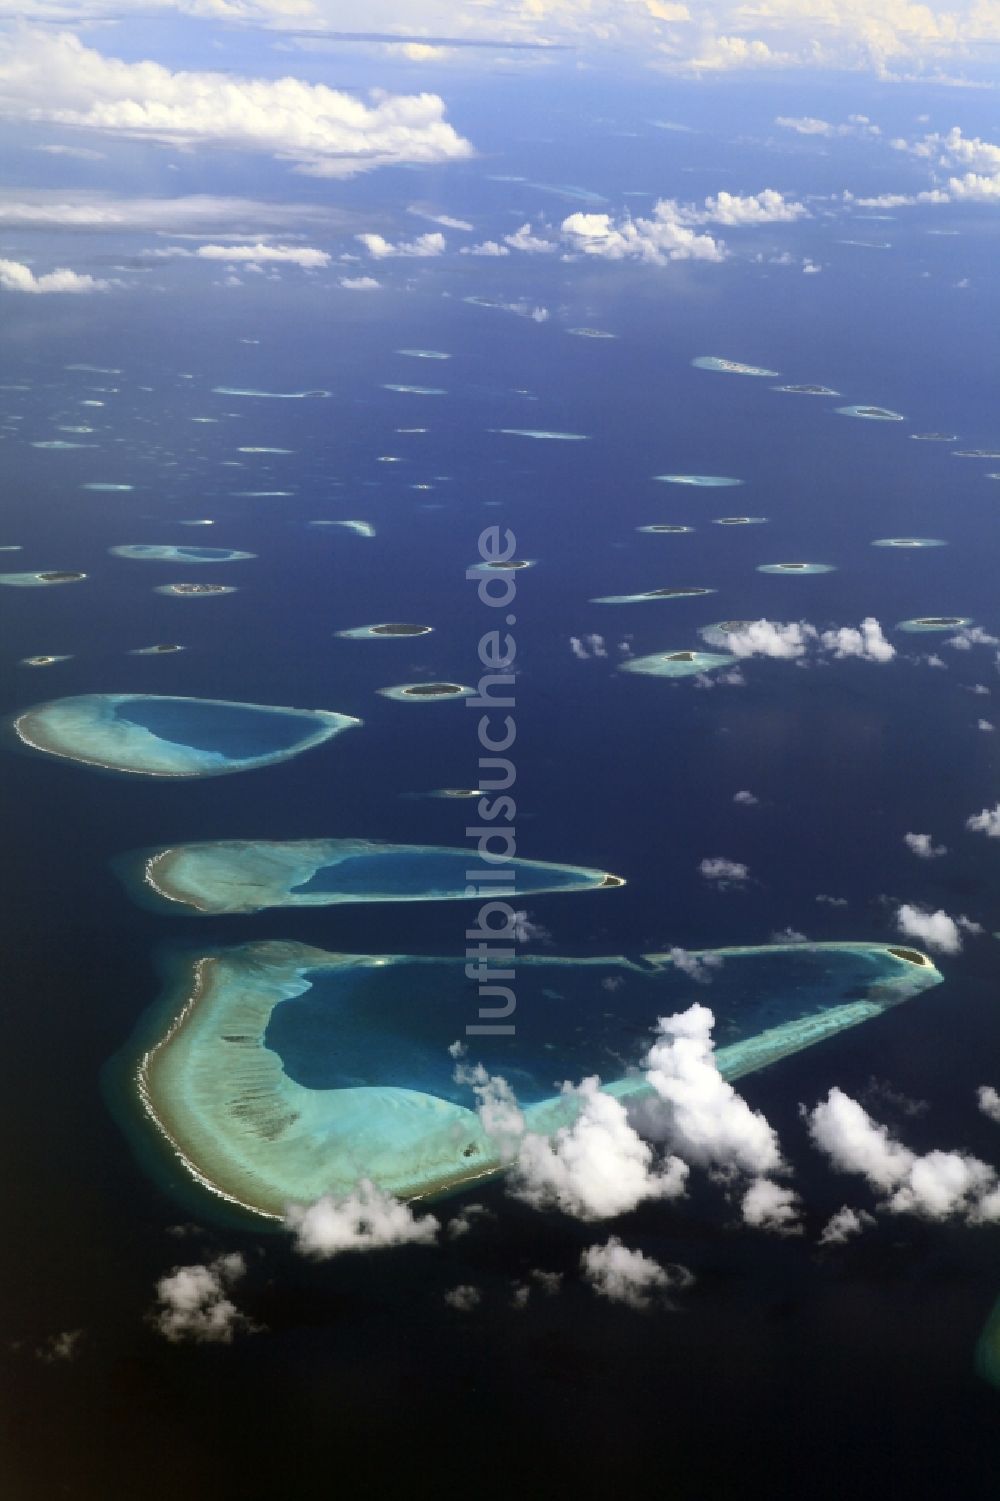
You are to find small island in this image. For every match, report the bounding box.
[872,538,945,549]
[758,562,835,575]
[593,586,715,604]
[154,583,237,597]
[0,570,86,587]
[337,623,434,640]
[898,616,972,632]
[379,683,473,703]
[621,649,734,678]
[654,474,743,487]
[836,405,905,421]
[692,356,780,377]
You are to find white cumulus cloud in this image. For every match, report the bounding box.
[357,231,445,258]
[894,904,962,954]
[978,1086,1000,1124]
[808,1088,1000,1224]
[511,1076,689,1221]
[581,1236,691,1309]
[152,1253,254,1344]
[0,30,473,179]
[285,1180,439,1257]
[818,1204,876,1245]
[0,257,109,293]
[819,617,895,662]
[904,832,947,859]
[699,857,749,885]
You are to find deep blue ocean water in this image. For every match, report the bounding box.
[4,61,1000,1500]
[114,696,327,760]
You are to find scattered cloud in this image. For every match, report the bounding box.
[733,789,758,805]
[443,1284,481,1311]
[741,1177,803,1235]
[35,1330,84,1363]
[699,856,749,886]
[408,206,473,230]
[505,221,558,253]
[0,258,109,294]
[511,910,551,944]
[807,1088,1000,1225]
[639,1004,785,1177]
[776,115,880,139]
[36,142,106,159]
[904,832,947,859]
[581,1236,690,1309]
[967,803,1000,837]
[193,241,330,268]
[978,1086,1000,1125]
[357,231,445,258]
[151,1253,254,1345]
[511,1075,689,1221]
[569,633,608,660]
[460,240,510,256]
[722,619,815,659]
[560,205,725,264]
[340,274,381,290]
[894,904,963,954]
[669,947,724,984]
[819,618,895,662]
[285,1180,439,1257]
[818,1205,876,1245]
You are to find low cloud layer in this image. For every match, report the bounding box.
[0,30,473,179]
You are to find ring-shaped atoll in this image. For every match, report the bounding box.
[111,545,255,564]
[122,941,941,1218]
[127,838,623,915]
[14,694,359,777]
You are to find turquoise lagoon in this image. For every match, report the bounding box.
[128,941,942,1219]
[13,694,359,777]
[129,838,623,915]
